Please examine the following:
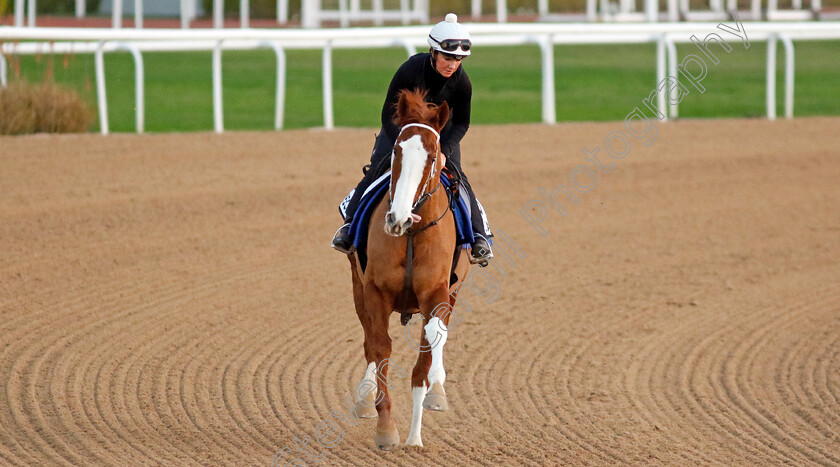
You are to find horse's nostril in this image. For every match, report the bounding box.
[385,212,395,225]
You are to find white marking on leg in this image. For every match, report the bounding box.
[389,135,427,227]
[356,362,377,403]
[405,383,426,446]
[424,317,448,387]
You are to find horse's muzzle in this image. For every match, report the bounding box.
[385,211,414,237]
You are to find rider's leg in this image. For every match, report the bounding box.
[445,147,493,266]
[459,174,494,266]
[332,132,394,253]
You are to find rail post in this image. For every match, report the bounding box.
[256,41,287,130]
[277,0,288,24]
[135,0,143,28]
[213,40,224,133]
[113,0,122,29]
[766,33,777,120]
[214,0,224,29]
[95,41,109,135]
[241,0,249,28]
[656,35,668,122]
[14,0,24,27]
[27,0,36,27]
[665,36,678,119]
[0,54,7,87]
[537,35,556,125]
[780,34,795,119]
[322,40,334,130]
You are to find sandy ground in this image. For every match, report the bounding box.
[1,118,839,466]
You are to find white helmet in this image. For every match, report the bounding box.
[427,13,472,57]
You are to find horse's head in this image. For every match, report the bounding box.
[385,89,450,237]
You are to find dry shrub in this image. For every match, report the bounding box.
[0,81,94,135]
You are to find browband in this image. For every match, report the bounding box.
[399,123,440,141]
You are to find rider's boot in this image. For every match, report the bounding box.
[331,222,354,254]
[470,236,493,267]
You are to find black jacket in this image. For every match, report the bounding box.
[379,53,472,158]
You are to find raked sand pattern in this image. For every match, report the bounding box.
[1,118,839,465]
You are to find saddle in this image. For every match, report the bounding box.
[338,168,474,274]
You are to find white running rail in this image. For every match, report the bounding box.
[470,0,765,22]
[301,0,430,28]
[1,22,839,133]
[13,0,426,29]
[15,0,239,29]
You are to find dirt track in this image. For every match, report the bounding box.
[1,118,839,465]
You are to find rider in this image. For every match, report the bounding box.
[331,13,493,266]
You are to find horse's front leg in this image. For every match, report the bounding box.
[350,256,378,418]
[406,331,431,447]
[364,285,400,450]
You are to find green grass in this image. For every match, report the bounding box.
[6,40,840,133]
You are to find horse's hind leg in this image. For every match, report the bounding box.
[349,255,378,418]
[406,282,462,445]
[407,271,468,446]
[353,361,378,419]
[364,285,401,450]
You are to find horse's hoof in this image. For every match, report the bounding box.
[405,437,423,447]
[423,382,449,412]
[353,399,378,419]
[375,427,400,450]
[423,393,449,411]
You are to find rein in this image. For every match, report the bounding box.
[398,202,450,325]
[391,122,450,326]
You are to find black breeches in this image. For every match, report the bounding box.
[343,132,393,222]
[444,150,490,240]
[344,132,491,239]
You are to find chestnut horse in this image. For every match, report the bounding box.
[347,89,470,449]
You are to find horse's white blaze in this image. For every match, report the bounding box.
[425,317,447,387]
[405,383,426,446]
[389,135,428,226]
[357,362,377,402]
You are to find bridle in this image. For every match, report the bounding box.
[389,122,452,327]
[388,122,446,225]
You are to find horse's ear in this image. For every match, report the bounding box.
[393,91,410,126]
[433,101,450,132]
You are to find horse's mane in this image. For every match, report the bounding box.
[393,89,439,127]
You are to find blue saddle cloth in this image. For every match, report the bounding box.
[339,171,474,257]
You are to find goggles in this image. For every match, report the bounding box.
[440,52,465,62]
[429,36,471,53]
